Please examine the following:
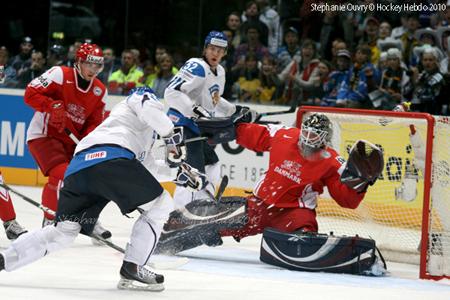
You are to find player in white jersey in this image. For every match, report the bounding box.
[165,31,256,207]
[0,87,204,291]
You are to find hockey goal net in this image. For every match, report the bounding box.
[296,106,450,280]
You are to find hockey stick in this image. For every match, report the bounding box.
[64,128,80,144]
[0,183,55,217]
[205,175,229,202]
[215,175,228,202]
[254,103,297,123]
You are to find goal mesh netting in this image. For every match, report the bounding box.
[297,107,449,279]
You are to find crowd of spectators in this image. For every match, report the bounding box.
[1,0,449,116]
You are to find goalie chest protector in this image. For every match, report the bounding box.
[260,228,380,275]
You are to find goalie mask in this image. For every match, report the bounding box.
[299,114,333,159]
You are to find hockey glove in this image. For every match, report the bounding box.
[340,140,384,193]
[174,162,208,192]
[232,105,258,124]
[163,127,186,167]
[45,100,66,133]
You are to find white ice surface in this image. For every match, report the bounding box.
[1,185,449,300]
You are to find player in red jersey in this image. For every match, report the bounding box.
[24,43,111,238]
[220,114,368,239]
[0,171,27,240]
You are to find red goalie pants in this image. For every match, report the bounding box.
[28,138,74,220]
[0,171,16,222]
[220,195,318,240]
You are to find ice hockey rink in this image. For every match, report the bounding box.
[1,185,449,300]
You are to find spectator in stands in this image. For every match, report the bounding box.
[411,28,444,68]
[232,53,261,102]
[255,0,280,54]
[46,44,66,68]
[308,60,331,106]
[233,23,270,68]
[321,49,352,107]
[336,44,380,108]
[411,48,446,115]
[97,47,120,85]
[225,12,242,48]
[371,48,412,110]
[400,13,421,66]
[222,29,237,99]
[108,49,144,95]
[276,27,301,72]
[130,49,142,70]
[378,22,392,41]
[10,37,33,76]
[258,55,282,104]
[329,39,347,70]
[139,59,156,88]
[0,46,18,88]
[154,45,178,75]
[63,40,83,68]
[359,17,381,64]
[240,1,269,47]
[278,39,320,106]
[151,53,175,99]
[17,50,46,88]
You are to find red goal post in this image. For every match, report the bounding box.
[296,106,449,280]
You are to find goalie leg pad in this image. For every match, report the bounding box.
[260,228,386,276]
[155,197,247,255]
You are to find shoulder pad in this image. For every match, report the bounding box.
[180,59,205,77]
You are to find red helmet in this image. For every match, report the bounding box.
[76,43,104,64]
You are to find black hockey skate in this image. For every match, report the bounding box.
[118,261,164,291]
[3,219,27,240]
[155,196,248,255]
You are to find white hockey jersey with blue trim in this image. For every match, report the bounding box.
[164,58,236,118]
[74,89,174,164]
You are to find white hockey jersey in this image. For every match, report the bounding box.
[74,89,174,164]
[164,58,235,118]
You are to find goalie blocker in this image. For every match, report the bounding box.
[260,228,387,276]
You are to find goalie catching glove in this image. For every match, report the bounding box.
[340,140,384,193]
[162,127,186,167]
[174,162,208,192]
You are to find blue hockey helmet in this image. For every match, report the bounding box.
[204,31,228,49]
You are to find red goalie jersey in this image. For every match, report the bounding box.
[236,123,364,210]
[25,66,106,145]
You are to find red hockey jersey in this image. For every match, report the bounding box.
[24,66,106,145]
[236,123,364,210]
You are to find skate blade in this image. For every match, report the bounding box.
[117,278,165,292]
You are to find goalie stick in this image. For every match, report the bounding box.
[0,183,188,269]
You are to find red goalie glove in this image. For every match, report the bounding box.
[340,140,384,193]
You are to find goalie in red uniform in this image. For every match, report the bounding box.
[0,171,27,240]
[156,113,385,275]
[24,43,110,239]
